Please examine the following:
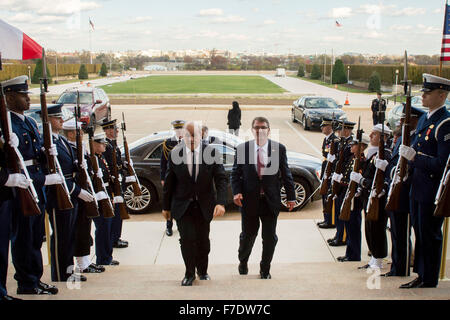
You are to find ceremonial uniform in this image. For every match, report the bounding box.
[371,95,387,125]
[405,74,450,288]
[160,120,185,236]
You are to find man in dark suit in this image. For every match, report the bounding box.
[162,121,228,286]
[231,116,296,279]
[371,92,386,125]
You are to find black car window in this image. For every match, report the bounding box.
[58,92,92,104]
[147,143,163,159]
[305,98,338,109]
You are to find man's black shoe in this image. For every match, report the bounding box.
[318,223,335,229]
[357,264,371,270]
[327,237,337,244]
[316,220,325,226]
[260,271,271,279]
[181,275,195,286]
[69,274,87,282]
[1,295,21,300]
[198,274,211,280]
[37,282,58,294]
[337,256,350,262]
[166,227,173,237]
[238,262,248,275]
[329,239,346,247]
[382,271,396,277]
[109,260,120,266]
[17,287,55,295]
[399,277,422,289]
[113,240,128,248]
[81,265,102,273]
[90,263,106,272]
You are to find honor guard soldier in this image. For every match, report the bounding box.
[62,119,105,274]
[399,74,450,288]
[4,76,60,294]
[371,92,387,125]
[101,119,129,249]
[357,123,392,270]
[337,134,369,262]
[329,120,355,247]
[318,117,338,229]
[384,105,425,277]
[39,104,95,282]
[92,133,120,266]
[160,120,185,236]
[0,129,26,300]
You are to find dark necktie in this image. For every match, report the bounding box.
[257,147,265,195]
[192,150,196,183]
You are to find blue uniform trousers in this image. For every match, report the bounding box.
[0,200,12,296]
[388,210,411,276]
[110,204,123,244]
[344,205,362,261]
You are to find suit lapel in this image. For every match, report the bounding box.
[248,140,258,176]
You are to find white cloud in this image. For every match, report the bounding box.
[358,4,426,17]
[6,13,34,23]
[252,8,260,13]
[323,36,345,42]
[330,7,353,18]
[4,0,101,16]
[417,24,440,34]
[434,8,442,14]
[263,19,276,25]
[220,33,248,41]
[212,15,246,23]
[391,7,426,17]
[129,16,153,24]
[198,8,223,17]
[197,31,219,38]
[390,25,413,31]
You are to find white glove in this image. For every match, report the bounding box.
[125,175,136,183]
[370,189,386,199]
[350,172,363,184]
[375,159,389,172]
[5,173,31,189]
[355,187,362,198]
[332,173,343,183]
[9,132,19,148]
[44,173,63,186]
[378,189,386,198]
[399,145,416,161]
[96,170,103,179]
[119,174,123,182]
[95,191,108,201]
[78,189,95,202]
[48,145,58,156]
[327,154,336,163]
[80,160,88,170]
[113,196,124,204]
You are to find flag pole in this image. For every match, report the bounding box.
[89,18,92,65]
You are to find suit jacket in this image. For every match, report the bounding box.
[410,107,450,202]
[231,139,295,215]
[162,142,228,222]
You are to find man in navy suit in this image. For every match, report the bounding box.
[231,116,296,279]
[162,121,228,286]
[41,104,96,282]
[399,74,450,288]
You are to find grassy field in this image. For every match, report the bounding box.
[291,76,375,94]
[100,75,286,94]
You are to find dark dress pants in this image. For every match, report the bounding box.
[388,210,411,276]
[93,212,113,265]
[238,196,278,274]
[111,204,123,244]
[175,201,210,278]
[0,200,12,296]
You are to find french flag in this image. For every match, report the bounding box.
[0,19,42,60]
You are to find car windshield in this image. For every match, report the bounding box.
[57,92,92,105]
[305,98,338,109]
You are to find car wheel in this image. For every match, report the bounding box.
[124,179,156,214]
[291,110,297,123]
[280,177,311,212]
[302,116,310,131]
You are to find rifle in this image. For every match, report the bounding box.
[121,112,142,196]
[110,136,130,220]
[324,134,346,214]
[0,53,41,216]
[339,117,363,221]
[75,91,99,218]
[40,49,73,210]
[366,110,386,221]
[87,126,115,218]
[434,154,450,217]
[319,114,337,196]
[386,50,412,212]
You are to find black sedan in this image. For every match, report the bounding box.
[291,96,347,130]
[122,130,323,214]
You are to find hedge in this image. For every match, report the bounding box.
[305,64,450,85]
[0,64,101,81]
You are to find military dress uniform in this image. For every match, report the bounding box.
[160,120,185,236]
[318,118,337,228]
[385,106,425,277]
[402,74,450,288]
[371,95,387,125]
[101,119,128,249]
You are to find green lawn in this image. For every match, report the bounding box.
[100,75,286,94]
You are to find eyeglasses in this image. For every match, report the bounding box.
[252,126,269,130]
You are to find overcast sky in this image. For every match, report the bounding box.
[0,0,447,55]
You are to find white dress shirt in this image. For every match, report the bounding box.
[254,140,269,172]
[185,144,201,181]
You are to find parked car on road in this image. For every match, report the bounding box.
[291,96,347,130]
[54,86,111,128]
[121,130,322,214]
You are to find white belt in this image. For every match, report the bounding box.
[24,159,38,166]
[103,182,109,187]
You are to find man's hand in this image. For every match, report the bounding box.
[162,210,171,220]
[399,145,416,161]
[44,173,63,186]
[213,204,225,217]
[233,193,243,207]
[286,201,295,212]
[161,180,165,187]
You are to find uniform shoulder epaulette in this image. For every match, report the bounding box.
[435,117,450,140]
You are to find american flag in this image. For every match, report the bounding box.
[441,1,450,61]
[89,18,95,31]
